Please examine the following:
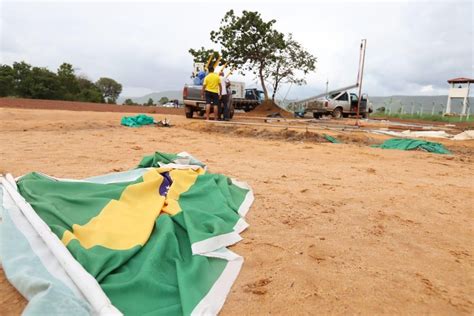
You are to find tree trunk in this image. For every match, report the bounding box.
[271,82,278,102]
[271,75,280,102]
[258,66,269,100]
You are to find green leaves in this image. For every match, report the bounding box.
[159,96,169,105]
[0,64,15,97]
[265,34,317,101]
[0,61,112,103]
[189,10,317,101]
[95,77,122,104]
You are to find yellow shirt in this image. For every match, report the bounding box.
[203,72,220,94]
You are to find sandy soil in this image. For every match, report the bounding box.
[0,106,473,315]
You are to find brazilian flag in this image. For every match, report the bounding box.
[10,152,253,315]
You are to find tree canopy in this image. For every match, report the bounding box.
[145,98,154,106]
[123,98,138,106]
[95,77,122,104]
[190,10,317,101]
[264,34,317,101]
[159,96,169,105]
[0,61,122,104]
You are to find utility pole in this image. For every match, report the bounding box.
[355,39,367,127]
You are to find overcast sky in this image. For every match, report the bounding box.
[1,0,472,99]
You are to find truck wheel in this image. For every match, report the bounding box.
[332,107,343,119]
[185,107,194,119]
[313,112,322,119]
[362,112,369,119]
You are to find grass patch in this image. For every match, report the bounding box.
[371,113,473,123]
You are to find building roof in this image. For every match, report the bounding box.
[447,77,474,83]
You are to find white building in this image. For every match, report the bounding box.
[445,77,473,115]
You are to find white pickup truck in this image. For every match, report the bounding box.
[306,91,372,119]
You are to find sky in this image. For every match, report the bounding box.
[1,0,473,99]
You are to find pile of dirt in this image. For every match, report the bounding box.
[243,100,293,118]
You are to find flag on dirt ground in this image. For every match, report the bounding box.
[0,152,253,315]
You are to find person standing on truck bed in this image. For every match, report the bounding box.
[201,66,221,120]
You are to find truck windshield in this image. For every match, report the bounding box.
[257,91,265,101]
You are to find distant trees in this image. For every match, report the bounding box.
[95,77,122,104]
[0,65,14,97]
[159,96,169,105]
[123,98,138,106]
[0,61,122,103]
[145,98,154,106]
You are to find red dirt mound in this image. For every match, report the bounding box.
[243,100,293,118]
[0,98,183,115]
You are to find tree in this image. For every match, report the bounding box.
[159,96,169,105]
[27,67,61,99]
[0,64,14,97]
[11,62,61,99]
[264,34,316,102]
[188,47,221,64]
[95,77,122,104]
[123,98,137,106]
[12,61,33,97]
[76,75,104,103]
[146,98,154,106]
[57,63,79,99]
[209,10,286,100]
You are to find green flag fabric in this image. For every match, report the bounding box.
[373,138,451,154]
[3,152,253,315]
[121,114,155,127]
[137,151,206,169]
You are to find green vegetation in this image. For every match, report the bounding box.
[371,112,473,123]
[189,10,316,101]
[159,96,169,105]
[95,77,122,104]
[123,98,138,106]
[144,98,154,106]
[0,61,122,103]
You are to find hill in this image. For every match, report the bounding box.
[119,90,182,104]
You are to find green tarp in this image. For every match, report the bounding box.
[373,138,451,154]
[121,114,155,127]
[323,134,341,144]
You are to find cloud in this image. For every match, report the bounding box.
[1,1,472,98]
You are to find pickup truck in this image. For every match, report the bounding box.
[182,82,264,119]
[306,91,372,119]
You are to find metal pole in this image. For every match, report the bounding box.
[356,39,367,126]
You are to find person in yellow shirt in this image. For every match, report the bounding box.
[201,66,222,120]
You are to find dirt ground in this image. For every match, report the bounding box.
[0,104,473,315]
[0,97,184,115]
